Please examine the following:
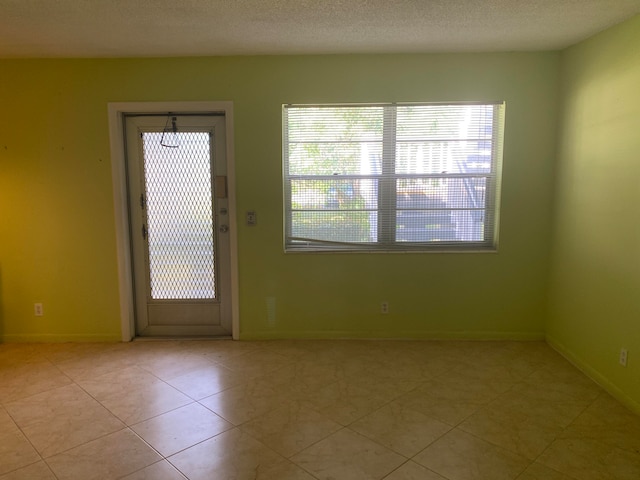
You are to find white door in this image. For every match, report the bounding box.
[125,114,231,336]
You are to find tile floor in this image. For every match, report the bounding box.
[0,339,639,479]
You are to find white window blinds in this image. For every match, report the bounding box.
[283,102,505,252]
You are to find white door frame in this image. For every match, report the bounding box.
[107,102,239,341]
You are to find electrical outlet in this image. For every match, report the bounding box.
[246,211,257,226]
[34,303,44,316]
[619,348,628,367]
[381,301,389,314]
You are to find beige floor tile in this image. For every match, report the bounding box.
[42,342,126,365]
[459,405,563,459]
[538,436,640,480]
[516,462,577,480]
[249,340,319,360]
[2,340,640,480]
[132,402,233,456]
[196,340,262,364]
[402,350,468,378]
[383,461,448,480]
[165,363,240,400]
[565,392,640,453]
[298,348,375,379]
[137,353,218,381]
[0,360,72,403]
[357,355,435,383]
[526,357,603,393]
[168,428,285,480]
[452,360,531,384]
[199,379,296,425]
[350,403,451,457]
[345,369,424,402]
[458,342,546,380]
[0,461,56,480]
[294,341,372,363]
[5,384,124,457]
[98,381,193,425]
[394,389,478,426]
[77,365,164,401]
[0,409,41,475]
[265,359,355,398]
[414,428,530,480]
[172,339,239,356]
[0,344,48,369]
[241,401,342,457]
[254,460,318,479]
[291,428,406,480]
[215,348,291,378]
[46,428,161,480]
[0,407,16,428]
[3,384,85,428]
[302,380,390,426]
[394,372,511,426]
[407,340,489,360]
[119,460,187,480]
[53,349,135,381]
[128,340,186,359]
[0,434,41,476]
[576,392,640,427]
[488,381,595,429]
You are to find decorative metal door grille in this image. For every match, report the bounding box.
[141,131,216,300]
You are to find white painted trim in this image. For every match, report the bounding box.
[238,330,546,341]
[1,333,123,343]
[107,101,239,341]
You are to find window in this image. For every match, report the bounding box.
[283,102,505,252]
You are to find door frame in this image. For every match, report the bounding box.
[107,102,239,341]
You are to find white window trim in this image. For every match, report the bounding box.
[283,102,505,253]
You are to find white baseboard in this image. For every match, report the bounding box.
[0,333,122,343]
[238,330,546,341]
[546,335,640,416]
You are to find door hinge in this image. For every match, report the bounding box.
[140,193,145,209]
[142,224,147,239]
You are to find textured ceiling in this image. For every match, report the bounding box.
[0,0,639,58]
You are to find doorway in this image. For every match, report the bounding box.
[125,114,231,336]
[108,102,238,340]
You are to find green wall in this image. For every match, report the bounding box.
[0,52,560,342]
[548,15,640,411]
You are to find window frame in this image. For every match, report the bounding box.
[283,101,505,253]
